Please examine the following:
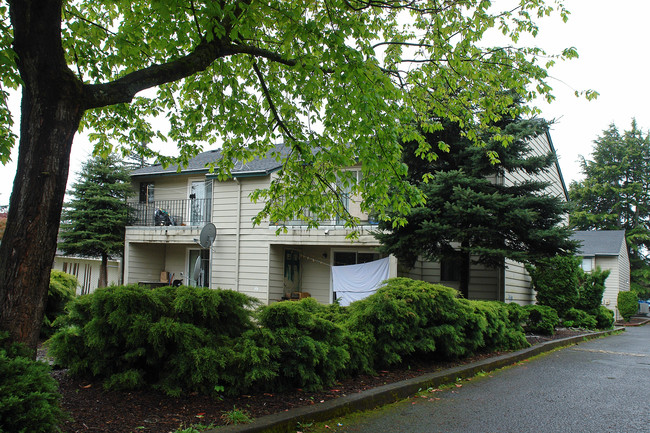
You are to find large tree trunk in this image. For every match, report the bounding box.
[98,253,108,288]
[0,0,84,354]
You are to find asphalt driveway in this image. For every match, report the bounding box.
[326,325,650,433]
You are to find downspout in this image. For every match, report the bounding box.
[235,177,242,292]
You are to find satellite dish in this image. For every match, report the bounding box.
[199,223,216,249]
[192,256,202,284]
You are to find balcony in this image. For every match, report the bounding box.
[129,199,211,227]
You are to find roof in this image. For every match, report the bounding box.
[130,144,290,178]
[570,230,626,256]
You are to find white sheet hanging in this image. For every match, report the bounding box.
[332,257,390,306]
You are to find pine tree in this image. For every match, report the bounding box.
[376,117,575,298]
[59,155,133,288]
[569,120,650,298]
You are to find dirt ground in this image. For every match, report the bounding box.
[47,329,592,433]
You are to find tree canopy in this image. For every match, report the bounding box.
[0,0,594,350]
[375,115,575,297]
[569,120,650,298]
[59,154,132,288]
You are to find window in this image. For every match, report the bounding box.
[581,257,593,273]
[333,250,378,266]
[440,256,461,281]
[139,182,154,203]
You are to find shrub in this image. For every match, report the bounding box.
[617,291,639,322]
[594,306,614,330]
[0,333,66,433]
[576,267,610,312]
[42,270,78,338]
[346,278,467,366]
[523,304,559,335]
[252,298,350,392]
[562,307,598,329]
[346,279,528,368]
[462,300,529,353]
[527,256,581,316]
[49,285,258,396]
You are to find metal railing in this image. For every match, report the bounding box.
[129,199,211,227]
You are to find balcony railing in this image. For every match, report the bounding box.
[129,199,211,227]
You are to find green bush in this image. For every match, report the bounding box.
[562,307,598,329]
[594,306,614,330]
[0,333,66,433]
[527,256,581,316]
[49,285,258,396]
[576,267,610,312]
[346,279,528,367]
[617,291,639,322]
[42,270,78,338]
[523,304,559,335]
[253,298,350,391]
[346,278,467,365]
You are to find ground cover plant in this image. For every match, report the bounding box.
[49,279,530,399]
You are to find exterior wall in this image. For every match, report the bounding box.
[595,256,620,316]
[52,256,121,295]
[400,259,500,300]
[124,242,166,283]
[503,132,566,200]
[503,259,535,305]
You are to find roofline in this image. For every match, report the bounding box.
[545,128,569,201]
[131,168,210,178]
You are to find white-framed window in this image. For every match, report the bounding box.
[581,257,594,273]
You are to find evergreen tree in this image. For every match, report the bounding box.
[59,155,132,288]
[376,117,575,298]
[569,120,650,298]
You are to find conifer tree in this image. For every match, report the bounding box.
[376,116,575,298]
[59,155,132,288]
[569,120,650,298]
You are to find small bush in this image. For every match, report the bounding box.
[42,270,78,338]
[576,267,610,312]
[523,304,559,335]
[617,291,639,322]
[0,333,66,433]
[594,306,614,330]
[527,256,581,316]
[562,308,597,329]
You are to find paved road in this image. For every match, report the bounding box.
[329,326,650,433]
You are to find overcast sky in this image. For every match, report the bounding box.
[1,0,649,206]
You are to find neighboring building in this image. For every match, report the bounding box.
[123,131,568,306]
[52,254,122,295]
[571,230,631,319]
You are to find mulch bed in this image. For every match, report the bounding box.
[50,329,588,433]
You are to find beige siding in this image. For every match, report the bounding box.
[596,256,619,309]
[504,133,566,200]
[298,246,332,304]
[400,259,499,300]
[125,243,166,283]
[504,259,535,305]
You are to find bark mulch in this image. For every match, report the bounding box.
[49,329,588,433]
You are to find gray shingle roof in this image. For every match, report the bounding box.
[570,230,626,256]
[130,144,290,178]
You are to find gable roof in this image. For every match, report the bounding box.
[570,230,626,256]
[130,144,289,178]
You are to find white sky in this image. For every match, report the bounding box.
[1,0,649,206]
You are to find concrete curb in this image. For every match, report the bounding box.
[212,328,623,433]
